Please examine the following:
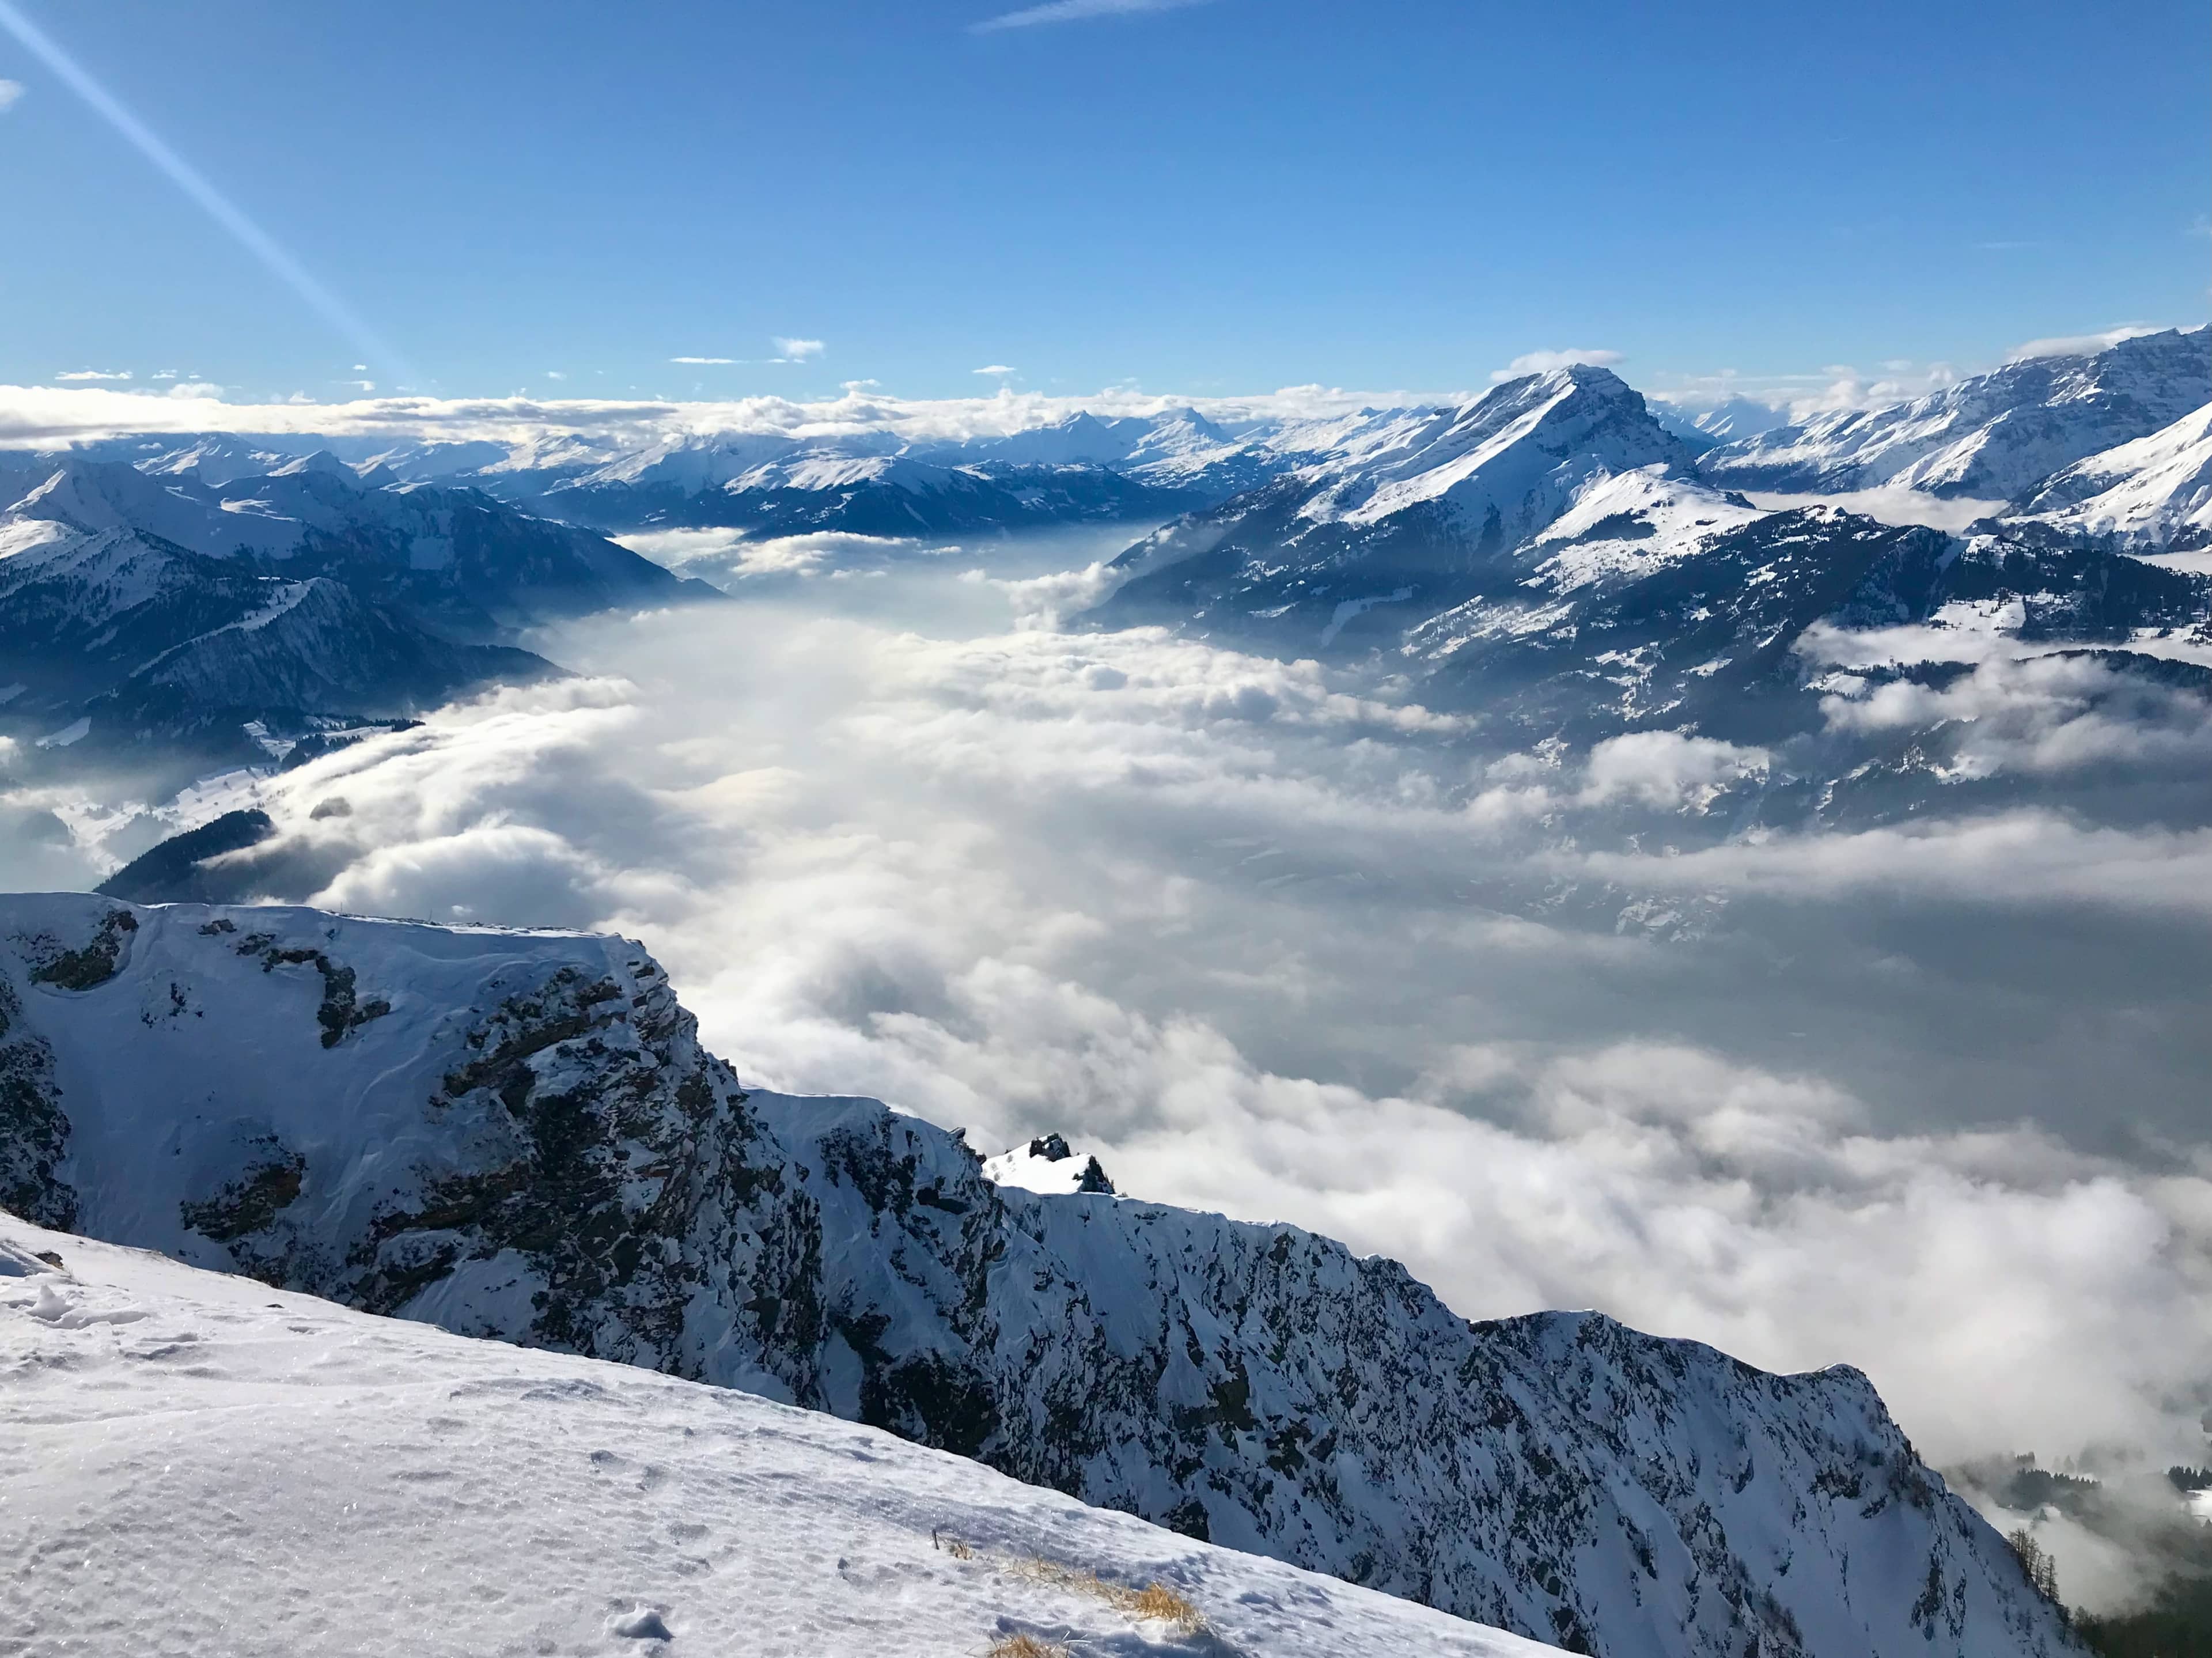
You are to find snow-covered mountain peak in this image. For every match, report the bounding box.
[1700,326,2212,500]
[2010,399,2212,550]
[1299,364,1693,534]
[982,1133,1117,1195]
[134,434,294,489]
[10,458,254,557]
[972,410,1145,467]
[267,449,368,486]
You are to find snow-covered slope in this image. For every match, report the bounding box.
[981,1133,1117,1195]
[0,514,547,762]
[115,576,552,722]
[1406,506,1949,740]
[0,1215,1559,1658]
[0,894,2075,1658]
[0,453,699,629]
[1697,328,2211,500]
[2012,401,2212,550]
[0,456,696,764]
[1089,369,1724,652]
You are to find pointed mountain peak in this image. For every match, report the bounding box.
[14,456,189,533]
[268,451,361,484]
[982,1133,1118,1196]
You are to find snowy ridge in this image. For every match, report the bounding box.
[1697,328,2211,500]
[0,454,695,759]
[2012,401,2212,550]
[0,1213,1560,1658]
[1086,368,1721,652]
[982,1132,1117,1195]
[0,894,2073,1658]
[1296,366,1696,535]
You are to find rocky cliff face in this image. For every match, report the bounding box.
[0,893,2075,1658]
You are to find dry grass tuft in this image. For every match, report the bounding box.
[1128,1581,1206,1629]
[1009,1557,1207,1633]
[984,1637,1067,1658]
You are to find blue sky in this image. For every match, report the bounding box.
[0,0,2204,407]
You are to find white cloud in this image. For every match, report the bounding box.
[771,338,825,362]
[54,368,131,383]
[0,79,22,113]
[545,370,566,381]
[1490,347,1624,384]
[1788,361,1960,415]
[972,0,1214,32]
[973,365,1017,377]
[2008,324,2165,362]
[670,355,737,366]
[1576,731,1768,811]
[0,378,1426,452]
[32,582,2212,1508]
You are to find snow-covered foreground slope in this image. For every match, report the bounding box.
[0,895,2073,1658]
[0,1217,1556,1658]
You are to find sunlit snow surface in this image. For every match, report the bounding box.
[0,1217,1555,1658]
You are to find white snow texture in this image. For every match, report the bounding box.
[0,1213,1558,1658]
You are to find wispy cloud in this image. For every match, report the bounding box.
[1490,347,1623,384]
[2008,324,2164,362]
[54,368,131,382]
[973,364,1017,376]
[0,77,22,112]
[673,340,825,368]
[972,0,1214,32]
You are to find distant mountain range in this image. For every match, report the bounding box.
[0,449,711,775]
[1066,329,2212,823]
[1696,329,2211,500]
[12,324,2209,826]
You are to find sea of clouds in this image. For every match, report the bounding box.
[9,530,2212,1608]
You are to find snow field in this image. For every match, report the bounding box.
[0,1216,1556,1658]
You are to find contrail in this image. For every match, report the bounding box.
[0,0,415,384]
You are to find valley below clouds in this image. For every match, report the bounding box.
[13,528,2211,1562]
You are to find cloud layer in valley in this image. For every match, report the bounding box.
[16,547,2212,1571]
